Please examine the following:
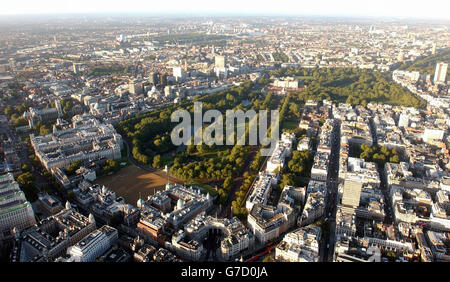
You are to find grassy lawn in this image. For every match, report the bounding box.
[191,147,230,161]
[281,120,298,130]
[295,75,312,81]
[190,181,218,196]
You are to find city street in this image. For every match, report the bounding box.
[321,119,341,262]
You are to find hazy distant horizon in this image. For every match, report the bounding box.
[0,11,449,23]
[0,0,449,21]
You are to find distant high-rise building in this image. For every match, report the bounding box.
[9,58,16,71]
[160,73,168,87]
[129,80,143,95]
[149,72,159,85]
[398,113,409,128]
[423,128,445,143]
[214,55,227,78]
[342,178,362,208]
[172,67,186,82]
[73,63,80,74]
[117,34,126,43]
[431,43,436,55]
[55,99,63,117]
[215,55,226,69]
[434,62,448,84]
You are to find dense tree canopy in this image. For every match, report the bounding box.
[16,172,38,202]
[399,47,450,76]
[102,159,120,175]
[116,81,270,174]
[65,160,82,176]
[359,144,400,167]
[271,67,426,108]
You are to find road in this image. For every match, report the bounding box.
[321,118,341,262]
[368,117,394,225]
[3,122,49,190]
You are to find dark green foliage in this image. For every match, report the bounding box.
[271,67,426,108]
[399,47,450,76]
[152,155,162,169]
[102,159,120,175]
[217,176,234,205]
[13,118,28,127]
[288,150,313,175]
[272,52,289,63]
[88,65,132,77]
[169,145,250,181]
[278,150,313,189]
[65,160,82,176]
[117,81,257,170]
[359,144,400,167]
[16,172,38,202]
[232,173,255,219]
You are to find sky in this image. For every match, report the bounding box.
[0,0,449,20]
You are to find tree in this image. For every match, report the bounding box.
[16,103,28,114]
[373,153,386,166]
[66,160,82,176]
[288,150,312,175]
[17,172,34,186]
[360,144,399,166]
[16,172,38,202]
[289,103,301,117]
[14,118,27,127]
[21,163,31,173]
[39,125,51,135]
[61,99,75,115]
[102,159,120,174]
[10,113,19,121]
[360,150,371,161]
[196,144,208,154]
[380,146,390,157]
[389,155,400,163]
[223,176,234,191]
[152,154,162,168]
[186,144,196,155]
[262,256,275,262]
[217,188,228,205]
[280,173,295,188]
[4,105,15,117]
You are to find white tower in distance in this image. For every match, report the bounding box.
[434,62,448,84]
[55,99,63,117]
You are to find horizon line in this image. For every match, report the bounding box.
[0,11,449,22]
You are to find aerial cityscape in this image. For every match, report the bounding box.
[0,1,449,267]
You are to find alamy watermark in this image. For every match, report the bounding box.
[170,102,279,156]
